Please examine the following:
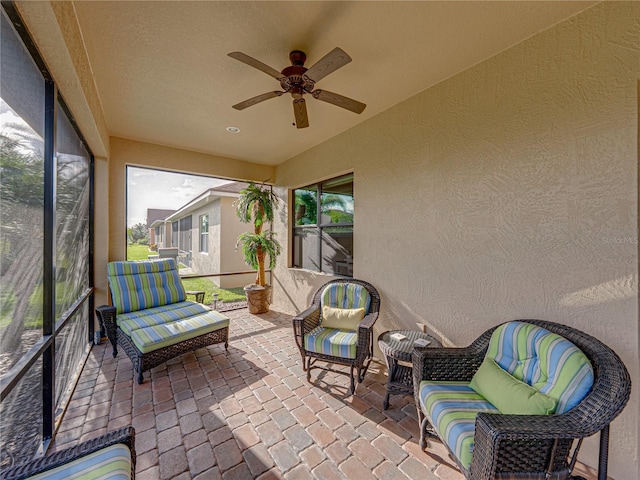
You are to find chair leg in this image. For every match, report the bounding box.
[416,407,424,427]
[349,366,356,395]
[108,332,118,358]
[598,425,610,480]
[357,358,371,383]
[419,417,430,450]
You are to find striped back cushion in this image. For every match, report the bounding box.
[486,321,594,413]
[320,283,371,314]
[107,259,186,314]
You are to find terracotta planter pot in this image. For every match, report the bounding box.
[244,284,272,314]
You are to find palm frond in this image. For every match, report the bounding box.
[234,182,280,228]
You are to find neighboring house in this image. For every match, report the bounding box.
[150,182,253,288]
[146,208,175,249]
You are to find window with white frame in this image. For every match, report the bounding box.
[292,173,353,276]
[199,214,209,253]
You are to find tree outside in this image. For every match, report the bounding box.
[128,222,149,245]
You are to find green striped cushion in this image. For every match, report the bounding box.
[117,301,211,336]
[419,381,498,469]
[107,259,186,314]
[320,283,371,313]
[27,444,131,479]
[486,322,594,413]
[304,327,357,359]
[128,310,230,354]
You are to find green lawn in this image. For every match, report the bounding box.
[127,243,153,260]
[126,244,246,305]
[181,277,246,305]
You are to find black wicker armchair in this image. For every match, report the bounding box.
[413,320,631,480]
[293,279,381,394]
[0,427,135,480]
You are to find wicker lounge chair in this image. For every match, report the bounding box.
[413,319,631,480]
[96,259,229,384]
[0,427,135,480]
[293,279,380,394]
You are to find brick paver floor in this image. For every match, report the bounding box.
[52,307,600,479]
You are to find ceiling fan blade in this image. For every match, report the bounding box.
[312,89,366,114]
[232,91,284,110]
[304,47,352,83]
[228,52,285,80]
[293,98,309,129]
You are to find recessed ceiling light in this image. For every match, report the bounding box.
[226,126,240,133]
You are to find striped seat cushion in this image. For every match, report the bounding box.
[117,301,211,336]
[107,259,186,314]
[419,381,498,469]
[128,310,230,354]
[304,327,358,359]
[27,444,131,479]
[486,322,594,413]
[320,283,371,313]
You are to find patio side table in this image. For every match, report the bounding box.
[378,329,442,410]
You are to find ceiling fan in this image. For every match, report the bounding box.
[228,48,366,129]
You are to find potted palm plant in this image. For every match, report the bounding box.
[235,182,282,314]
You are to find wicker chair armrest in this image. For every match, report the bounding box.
[96,304,117,336]
[358,311,378,331]
[412,346,486,385]
[412,327,494,385]
[292,305,321,347]
[470,412,586,480]
[476,411,587,441]
[0,427,135,480]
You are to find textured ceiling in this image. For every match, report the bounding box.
[72,1,596,165]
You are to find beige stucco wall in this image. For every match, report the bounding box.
[194,196,257,288]
[274,2,639,478]
[220,197,256,288]
[189,197,254,288]
[191,203,219,276]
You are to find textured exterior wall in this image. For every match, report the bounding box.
[191,204,218,275]
[183,198,254,288]
[274,3,639,478]
[220,197,255,288]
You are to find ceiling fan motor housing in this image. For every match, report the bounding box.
[229,47,365,128]
[281,51,314,98]
[289,50,306,66]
